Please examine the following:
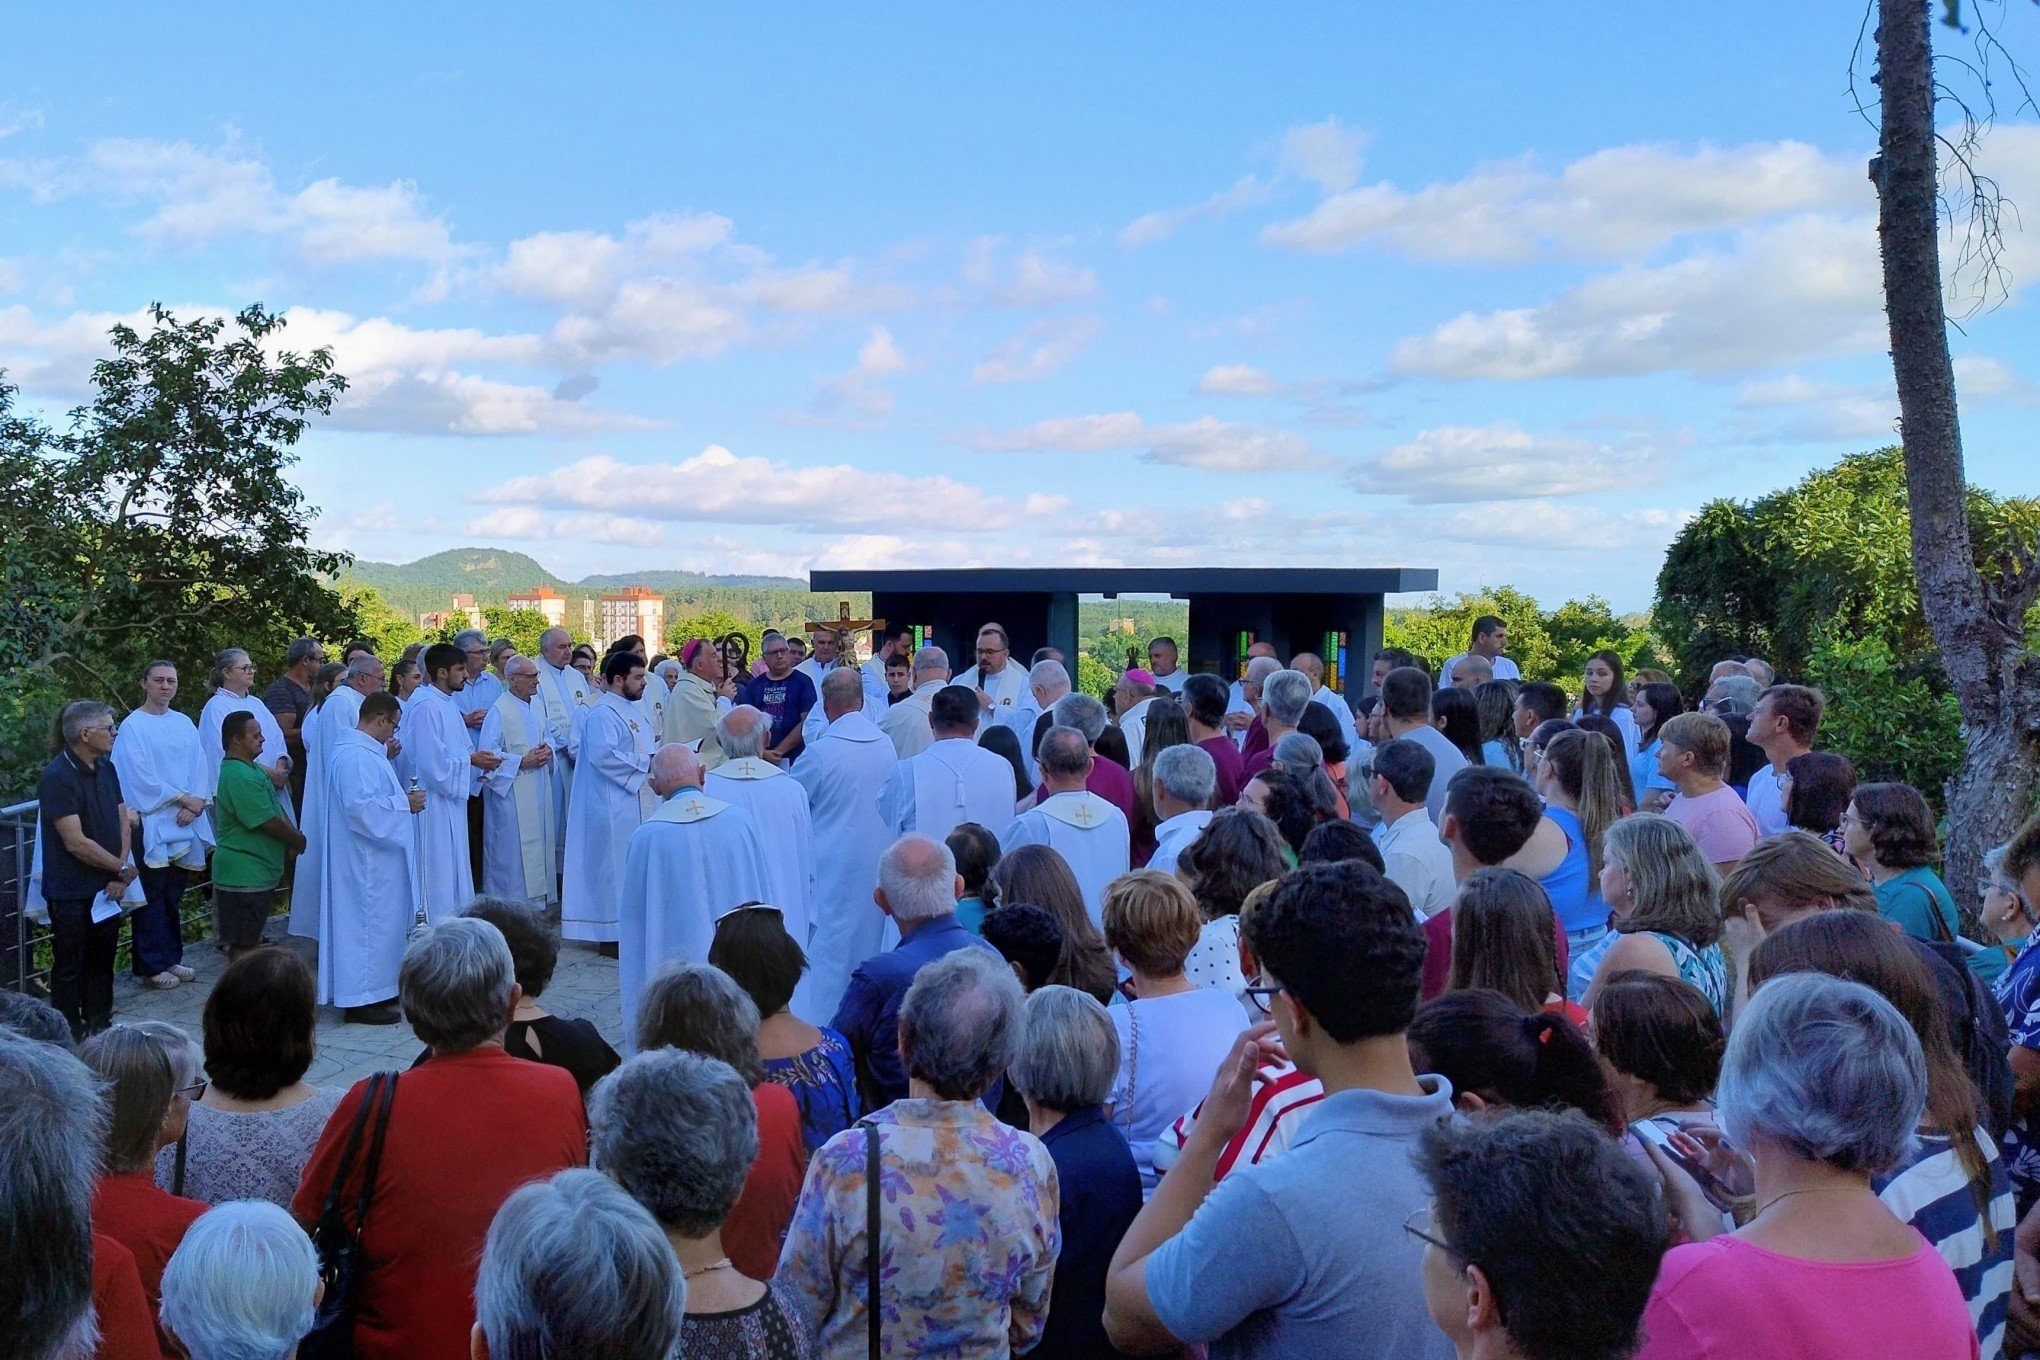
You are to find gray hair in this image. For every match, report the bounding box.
[913,645,951,678]
[400,918,516,1053]
[1153,743,1217,808]
[899,949,1025,1101]
[821,666,864,711]
[1718,971,1925,1176]
[1037,725,1093,780]
[1986,843,2018,891]
[879,833,959,925]
[634,962,764,1084]
[1010,985,1119,1112]
[284,637,322,666]
[590,1050,758,1238]
[1051,692,1108,743]
[504,654,539,680]
[1243,655,1281,690]
[1705,674,1763,713]
[208,647,251,692]
[59,701,114,747]
[343,653,384,684]
[452,628,488,651]
[160,1200,318,1360]
[0,1031,103,1360]
[1272,731,1325,774]
[1029,659,1071,693]
[475,1169,685,1360]
[1262,669,1313,726]
[1744,657,1776,688]
[78,1024,190,1173]
[716,705,767,760]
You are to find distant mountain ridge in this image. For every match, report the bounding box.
[338,547,810,618]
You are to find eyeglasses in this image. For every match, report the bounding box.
[1241,979,1285,1012]
[1404,1204,1456,1256]
[178,1079,209,1101]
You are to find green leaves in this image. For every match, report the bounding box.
[1383,585,1666,688]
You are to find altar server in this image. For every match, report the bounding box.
[792,668,898,1021]
[477,654,558,907]
[1000,725,1131,924]
[319,692,425,1023]
[562,652,657,944]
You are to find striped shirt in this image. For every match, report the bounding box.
[1872,1128,2015,1358]
[1152,1063,1326,1181]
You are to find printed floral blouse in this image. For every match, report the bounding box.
[775,1097,1061,1359]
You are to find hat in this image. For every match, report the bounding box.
[1124,668,1157,687]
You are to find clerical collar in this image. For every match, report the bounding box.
[662,784,705,802]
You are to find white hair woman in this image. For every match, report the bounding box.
[160,1200,319,1360]
[1639,971,1977,1358]
[592,1049,810,1356]
[474,1169,684,1360]
[777,950,1060,1356]
[1011,985,1142,1360]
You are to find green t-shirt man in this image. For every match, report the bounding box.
[213,756,288,890]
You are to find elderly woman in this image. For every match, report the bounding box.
[459,896,619,1094]
[153,947,344,1206]
[777,950,1060,1358]
[290,919,588,1360]
[474,1169,685,1360]
[593,1050,811,1358]
[1272,730,1345,823]
[988,843,1117,1004]
[81,1023,209,1335]
[160,1200,319,1360]
[1591,972,1725,1132]
[636,961,808,1283]
[709,905,861,1155]
[1177,806,1290,996]
[1639,972,1977,1359]
[1570,814,1726,1010]
[1012,986,1142,1360]
[1102,870,1251,1193]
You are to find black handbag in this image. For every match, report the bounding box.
[300,1071,398,1360]
[861,1116,882,1360]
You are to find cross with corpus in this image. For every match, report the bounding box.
[805,600,885,639]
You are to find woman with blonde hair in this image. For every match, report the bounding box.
[1569,814,1725,1009]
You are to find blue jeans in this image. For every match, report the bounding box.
[130,864,188,977]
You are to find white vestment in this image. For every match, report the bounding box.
[954,661,1036,739]
[704,757,814,946]
[1224,681,1256,748]
[479,693,559,906]
[318,728,420,1008]
[562,692,657,942]
[1153,669,1188,695]
[792,711,898,1022]
[405,687,474,923]
[458,672,505,796]
[639,668,671,740]
[290,686,366,940]
[1000,790,1131,926]
[877,737,1019,842]
[1119,696,1158,771]
[534,658,589,856]
[198,689,294,820]
[798,667,887,753]
[1311,686,1362,758]
[111,709,212,871]
[878,680,943,759]
[617,792,772,1048]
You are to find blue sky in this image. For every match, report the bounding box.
[5,4,2039,612]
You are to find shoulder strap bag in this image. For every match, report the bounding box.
[858,1116,883,1360]
[300,1071,399,1360]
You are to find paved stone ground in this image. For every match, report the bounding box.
[110,919,626,1089]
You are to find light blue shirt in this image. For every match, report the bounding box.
[1145,1079,1459,1360]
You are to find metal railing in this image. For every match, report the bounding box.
[1,800,218,996]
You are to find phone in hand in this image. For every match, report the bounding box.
[1632,1118,1742,1212]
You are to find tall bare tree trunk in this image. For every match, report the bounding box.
[1873,0,2039,908]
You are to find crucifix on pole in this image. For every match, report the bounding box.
[806,600,886,662]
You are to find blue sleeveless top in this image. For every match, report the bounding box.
[1539,806,1606,934]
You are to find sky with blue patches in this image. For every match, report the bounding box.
[4,4,2038,611]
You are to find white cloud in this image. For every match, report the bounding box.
[477,445,1044,531]
[1435,500,1692,553]
[466,507,668,546]
[971,316,1103,384]
[1391,215,1885,379]
[1356,422,1657,502]
[960,237,1097,305]
[788,326,915,424]
[326,370,660,436]
[1117,176,1268,248]
[1278,119,1368,193]
[967,411,1329,472]
[1195,363,1281,396]
[0,106,42,139]
[0,137,462,264]
[0,302,162,395]
[1734,374,1898,441]
[1262,140,1863,261]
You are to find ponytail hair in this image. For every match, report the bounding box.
[1408,989,1624,1134]
[1542,728,1625,881]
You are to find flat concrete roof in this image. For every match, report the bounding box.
[807,567,1438,597]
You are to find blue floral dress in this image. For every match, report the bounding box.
[764,1028,862,1156]
[1994,945,2040,1204]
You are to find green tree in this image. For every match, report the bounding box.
[0,305,357,792]
[340,585,421,658]
[667,610,764,661]
[482,607,551,660]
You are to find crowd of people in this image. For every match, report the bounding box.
[9,610,2040,1358]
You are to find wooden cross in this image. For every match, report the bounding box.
[806,600,885,638]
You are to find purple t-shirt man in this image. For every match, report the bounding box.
[738,669,818,752]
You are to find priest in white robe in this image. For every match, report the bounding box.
[319,692,425,1022]
[704,705,814,947]
[290,653,386,940]
[408,643,490,924]
[1147,637,1189,694]
[113,660,213,986]
[534,628,589,856]
[666,638,730,766]
[618,744,772,1047]
[1224,643,1280,744]
[861,624,915,710]
[876,646,949,759]
[1000,726,1131,925]
[877,684,1019,842]
[198,647,294,818]
[1291,651,1361,757]
[563,652,657,943]
[792,668,899,1021]
[477,654,558,908]
[1115,669,1160,770]
[953,622,1038,739]
[798,629,888,753]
